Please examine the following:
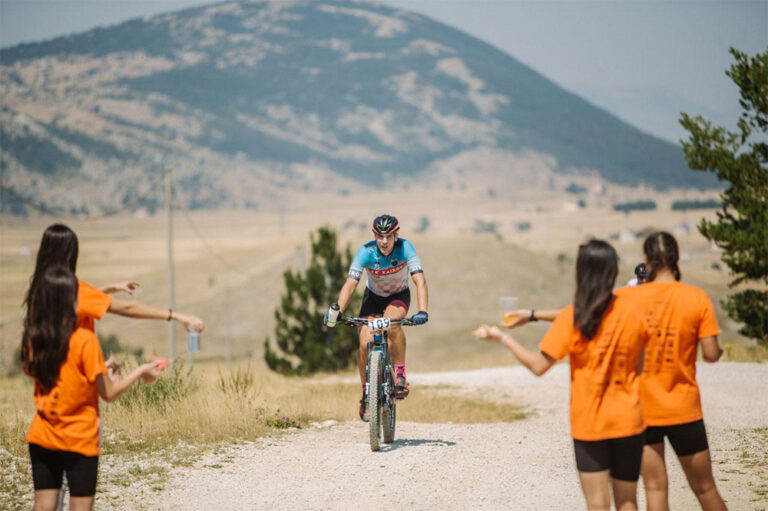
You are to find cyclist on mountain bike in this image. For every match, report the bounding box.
[324,214,429,421]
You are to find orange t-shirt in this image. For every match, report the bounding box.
[539,298,648,441]
[77,279,113,332]
[27,327,107,456]
[615,282,720,426]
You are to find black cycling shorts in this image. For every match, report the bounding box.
[645,419,709,457]
[358,287,410,318]
[29,443,99,497]
[573,432,645,482]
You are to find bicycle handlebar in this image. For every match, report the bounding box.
[339,316,417,328]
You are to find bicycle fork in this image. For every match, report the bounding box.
[382,363,393,411]
[365,333,388,402]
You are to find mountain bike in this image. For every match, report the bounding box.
[340,315,416,452]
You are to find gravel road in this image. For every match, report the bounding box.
[103,362,767,510]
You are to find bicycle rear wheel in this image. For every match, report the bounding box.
[367,350,383,452]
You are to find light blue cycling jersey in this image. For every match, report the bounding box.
[348,238,423,297]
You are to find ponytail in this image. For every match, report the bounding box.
[643,231,681,282]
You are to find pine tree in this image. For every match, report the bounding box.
[264,227,361,374]
[680,48,768,344]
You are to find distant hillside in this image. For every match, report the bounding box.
[0,0,716,214]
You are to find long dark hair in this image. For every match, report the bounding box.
[21,266,79,394]
[643,231,681,282]
[24,224,79,311]
[573,240,618,340]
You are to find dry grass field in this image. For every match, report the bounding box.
[1,185,762,374]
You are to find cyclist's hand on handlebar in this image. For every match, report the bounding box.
[412,311,428,325]
[502,309,530,329]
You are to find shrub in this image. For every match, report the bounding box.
[98,333,124,355]
[217,364,258,400]
[117,360,197,410]
[613,200,657,214]
[565,182,587,194]
[473,219,498,235]
[262,411,303,429]
[670,199,721,211]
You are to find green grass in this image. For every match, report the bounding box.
[116,359,198,411]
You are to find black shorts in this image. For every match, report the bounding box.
[645,419,709,457]
[358,288,410,318]
[29,443,99,497]
[573,432,645,481]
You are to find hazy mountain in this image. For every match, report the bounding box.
[575,84,731,144]
[0,0,717,214]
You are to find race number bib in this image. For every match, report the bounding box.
[367,317,391,331]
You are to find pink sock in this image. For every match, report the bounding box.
[395,364,406,379]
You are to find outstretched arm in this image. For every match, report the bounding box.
[473,325,556,376]
[502,308,562,328]
[101,281,140,296]
[108,299,206,332]
[95,362,163,402]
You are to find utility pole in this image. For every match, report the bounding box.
[225,287,232,367]
[165,166,176,361]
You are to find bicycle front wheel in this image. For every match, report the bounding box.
[367,350,383,452]
[382,362,396,444]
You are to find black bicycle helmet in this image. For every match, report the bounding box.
[372,214,400,234]
[634,262,648,283]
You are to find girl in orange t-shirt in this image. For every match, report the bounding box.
[615,232,727,511]
[26,224,206,337]
[22,266,163,511]
[473,240,649,511]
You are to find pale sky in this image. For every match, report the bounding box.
[1,0,766,142]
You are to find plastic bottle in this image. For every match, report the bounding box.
[326,303,340,327]
[188,332,201,353]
